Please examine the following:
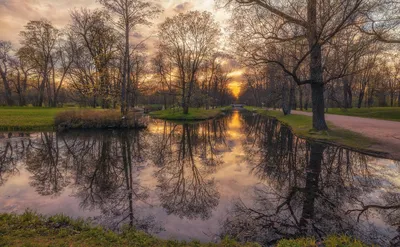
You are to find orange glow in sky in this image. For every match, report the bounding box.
[228,81,242,99]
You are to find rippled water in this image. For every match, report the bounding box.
[0,110,399,246]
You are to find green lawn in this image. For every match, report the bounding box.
[149,107,230,121]
[0,106,229,131]
[298,107,400,121]
[0,212,368,247]
[245,106,377,152]
[0,107,74,131]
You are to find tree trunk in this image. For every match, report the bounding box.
[282,83,294,115]
[38,77,46,107]
[378,89,387,107]
[348,87,353,108]
[398,92,400,107]
[308,0,328,130]
[291,84,296,110]
[299,86,304,110]
[282,85,289,115]
[343,77,349,108]
[357,90,365,108]
[20,71,28,106]
[367,88,375,107]
[93,96,97,108]
[390,91,394,107]
[126,53,131,112]
[0,68,13,106]
[311,83,327,130]
[343,77,353,108]
[183,97,189,114]
[121,24,129,115]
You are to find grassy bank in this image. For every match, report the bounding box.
[0,212,256,247]
[150,107,230,121]
[0,107,71,131]
[245,107,377,152]
[0,107,147,131]
[0,212,368,247]
[298,107,400,121]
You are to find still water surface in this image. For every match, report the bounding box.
[0,110,399,246]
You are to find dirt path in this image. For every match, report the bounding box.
[292,110,400,160]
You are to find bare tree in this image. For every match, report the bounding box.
[152,51,175,110]
[128,43,148,108]
[158,11,221,114]
[98,0,161,114]
[0,41,14,106]
[49,35,74,107]
[19,20,60,107]
[9,49,34,106]
[69,9,118,108]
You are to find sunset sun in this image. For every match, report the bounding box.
[228,81,242,99]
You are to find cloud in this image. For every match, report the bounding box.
[0,0,232,59]
[0,0,99,45]
[173,2,193,13]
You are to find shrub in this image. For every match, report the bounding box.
[55,110,148,131]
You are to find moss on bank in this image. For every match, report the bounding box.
[245,107,379,155]
[0,212,369,247]
[149,107,230,121]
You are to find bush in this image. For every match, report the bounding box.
[143,104,163,113]
[55,110,148,131]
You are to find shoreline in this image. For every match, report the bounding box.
[245,107,395,160]
[149,107,231,121]
[0,212,367,247]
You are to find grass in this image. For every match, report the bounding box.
[276,236,368,247]
[55,110,147,130]
[0,107,148,131]
[298,107,400,121]
[0,107,74,131]
[0,212,369,247]
[245,106,377,152]
[149,107,231,121]
[0,211,258,247]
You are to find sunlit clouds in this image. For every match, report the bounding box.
[0,0,230,45]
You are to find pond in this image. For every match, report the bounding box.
[0,110,399,246]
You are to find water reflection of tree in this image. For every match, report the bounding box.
[65,131,158,232]
[26,133,71,197]
[21,130,159,233]
[223,116,400,246]
[151,119,227,220]
[0,133,31,186]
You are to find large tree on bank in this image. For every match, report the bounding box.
[222,0,366,130]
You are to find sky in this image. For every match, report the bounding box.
[0,0,230,46]
[0,0,243,96]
